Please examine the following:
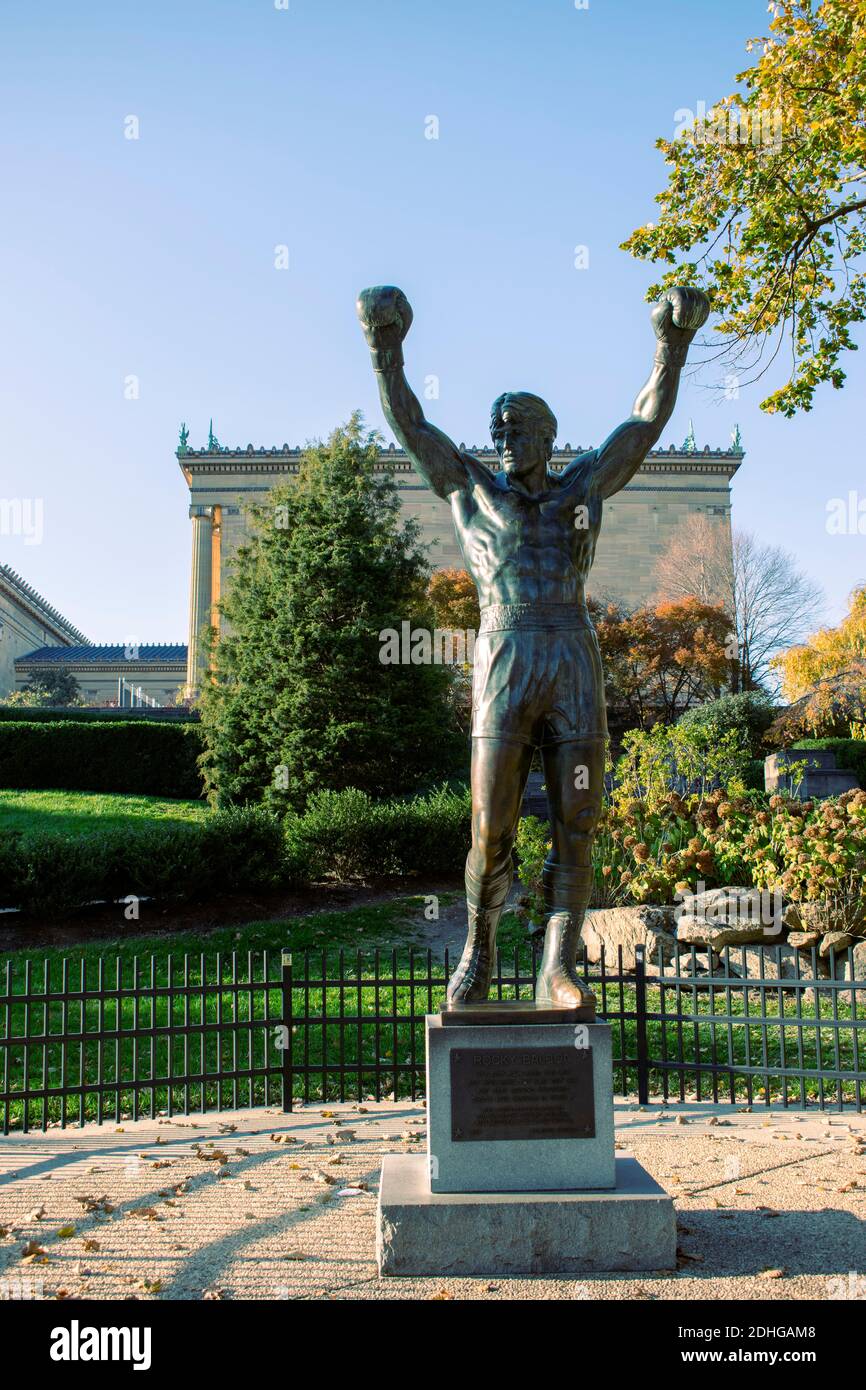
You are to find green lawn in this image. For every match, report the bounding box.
[0,788,207,836]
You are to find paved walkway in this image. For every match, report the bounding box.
[1,1100,865,1301]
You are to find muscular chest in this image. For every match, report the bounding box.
[452,481,601,567]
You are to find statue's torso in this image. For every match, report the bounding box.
[450,458,601,609]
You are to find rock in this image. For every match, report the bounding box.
[854,942,866,981]
[676,916,773,949]
[782,904,804,932]
[725,945,799,981]
[674,887,783,946]
[581,906,677,972]
[819,931,858,958]
[786,930,822,949]
[679,950,724,977]
[677,886,779,922]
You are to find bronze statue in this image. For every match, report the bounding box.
[357,283,709,1013]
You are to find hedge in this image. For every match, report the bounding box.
[0,807,285,915]
[0,708,198,723]
[0,784,472,915]
[0,721,205,798]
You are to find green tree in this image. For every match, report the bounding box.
[622,0,866,415]
[199,415,464,812]
[14,668,83,707]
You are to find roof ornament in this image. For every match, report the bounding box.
[682,418,697,453]
[207,418,221,452]
[731,422,742,450]
[178,421,189,455]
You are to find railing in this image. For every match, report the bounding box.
[1,943,864,1132]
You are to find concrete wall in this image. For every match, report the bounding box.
[0,568,85,700]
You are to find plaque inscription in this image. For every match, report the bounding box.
[450,1046,595,1142]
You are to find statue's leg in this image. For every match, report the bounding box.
[534,736,605,1011]
[446,736,534,1004]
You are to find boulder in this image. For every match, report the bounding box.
[819,931,858,958]
[676,915,776,949]
[725,944,799,981]
[855,942,866,982]
[674,887,783,945]
[581,905,677,972]
[786,930,822,950]
[679,951,725,977]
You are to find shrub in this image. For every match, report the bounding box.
[0,721,204,798]
[679,691,776,758]
[284,784,471,881]
[614,721,752,808]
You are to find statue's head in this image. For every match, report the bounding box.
[490,392,557,481]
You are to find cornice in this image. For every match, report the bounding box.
[0,566,89,645]
[178,443,744,480]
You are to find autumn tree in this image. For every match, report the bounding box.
[590,596,736,729]
[425,568,480,737]
[622,0,866,415]
[427,568,481,634]
[652,517,824,690]
[772,583,866,697]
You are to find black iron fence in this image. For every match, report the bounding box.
[1,943,864,1132]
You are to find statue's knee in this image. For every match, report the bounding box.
[470,820,513,878]
[574,804,600,838]
[558,803,600,859]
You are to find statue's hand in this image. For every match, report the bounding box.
[651,286,710,341]
[357,285,414,355]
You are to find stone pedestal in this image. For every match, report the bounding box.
[377,1153,676,1276]
[426,1016,615,1193]
[375,1009,676,1276]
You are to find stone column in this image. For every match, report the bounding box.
[187,505,213,692]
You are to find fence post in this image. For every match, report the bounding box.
[634,944,650,1106]
[281,951,293,1113]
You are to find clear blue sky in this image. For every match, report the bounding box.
[1,0,862,642]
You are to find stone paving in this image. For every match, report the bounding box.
[1,1099,865,1301]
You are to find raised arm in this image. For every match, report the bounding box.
[357,286,468,500]
[591,286,710,500]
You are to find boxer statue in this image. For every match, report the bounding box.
[357,283,709,1012]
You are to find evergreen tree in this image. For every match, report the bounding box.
[199,415,464,811]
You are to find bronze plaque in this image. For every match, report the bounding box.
[450,1046,595,1142]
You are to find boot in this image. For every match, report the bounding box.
[535,863,596,1013]
[447,862,511,1004]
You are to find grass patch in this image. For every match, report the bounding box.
[0,789,207,837]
